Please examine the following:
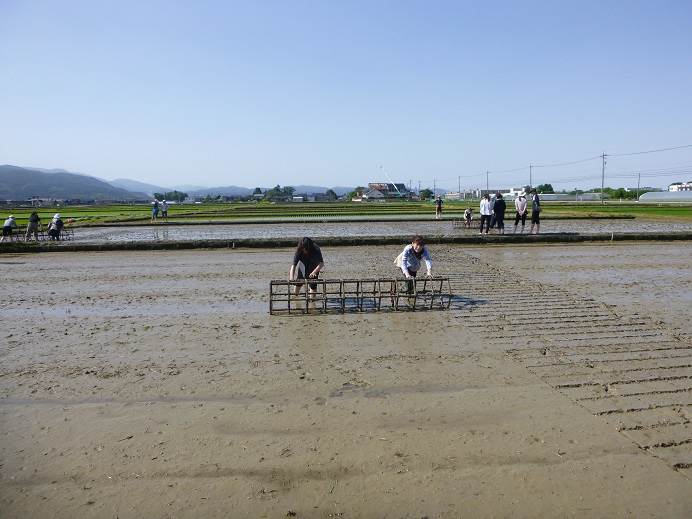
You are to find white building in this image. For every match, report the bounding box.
[669,181,692,192]
[362,189,385,200]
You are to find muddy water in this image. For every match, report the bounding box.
[73,218,692,242]
[1,245,691,518]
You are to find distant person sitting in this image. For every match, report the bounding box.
[47,213,64,241]
[160,200,169,222]
[25,211,41,241]
[1,215,18,242]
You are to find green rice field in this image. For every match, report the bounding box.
[1,200,690,227]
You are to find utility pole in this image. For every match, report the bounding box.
[433,178,436,196]
[418,180,421,195]
[486,171,489,193]
[636,172,641,202]
[458,175,461,198]
[601,152,607,204]
[529,164,533,190]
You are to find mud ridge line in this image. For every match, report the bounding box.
[511,342,689,358]
[540,363,692,378]
[620,420,690,432]
[555,374,692,389]
[575,387,692,400]
[522,346,692,361]
[446,252,692,473]
[524,353,692,369]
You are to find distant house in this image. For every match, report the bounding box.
[669,181,692,192]
[367,182,410,198]
[292,195,305,202]
[362,189,385,200]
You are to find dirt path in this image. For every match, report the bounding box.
[1,245,690,518]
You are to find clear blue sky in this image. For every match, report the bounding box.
[2,0,691,191]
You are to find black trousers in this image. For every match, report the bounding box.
[480,215,492,233]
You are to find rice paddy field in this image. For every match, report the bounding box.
[2,200,691,227]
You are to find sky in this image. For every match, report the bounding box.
[1,0,692,191]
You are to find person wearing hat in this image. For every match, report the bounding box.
[47,213,64,241]
[513,191,528,233]
[1,215,18,242]
[160,199,169,222]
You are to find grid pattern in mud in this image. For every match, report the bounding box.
[441,254,692,477]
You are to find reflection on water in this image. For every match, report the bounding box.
[73,220,691,243]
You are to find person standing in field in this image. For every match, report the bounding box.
[493,192,506,234]
[435,196,443,219]
[151,199,160,223]
[530,189,541,234]
[25,211,41,241]
[160,200,169,222]
[1,215,18,242]
[489,193,497,229]
[289,237,324,298]
[513,191,528,233]
[479,194,492,234]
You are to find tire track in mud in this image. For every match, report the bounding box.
[441,252,692,477]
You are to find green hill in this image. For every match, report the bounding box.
[0,165,147,201]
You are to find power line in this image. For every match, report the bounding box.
[609,143,692,157]
[533,155,602,168]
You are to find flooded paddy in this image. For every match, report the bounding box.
[1,243,690,517]
[73,218,692,242]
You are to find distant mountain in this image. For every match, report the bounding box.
[170,184,208,192]
[109,178,168,196]
[0,165,147,200]
[188,185,253,197]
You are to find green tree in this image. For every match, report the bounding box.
[253,187,262,195]
[537,184,554,193]
[325,189,338,200]
[153,192,164,200]
[164,190,188,203]
[420,188,433,200]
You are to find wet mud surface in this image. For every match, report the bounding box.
[0,244,691,518]
[73,218,691,242]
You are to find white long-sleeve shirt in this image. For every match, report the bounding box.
[480,199,492,216]
[515,196,527,214]
[398,244,432,277]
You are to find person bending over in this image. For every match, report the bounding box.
[395,235,433,293]
[289,237,324,298]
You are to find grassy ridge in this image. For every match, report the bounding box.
[1,201,690,227]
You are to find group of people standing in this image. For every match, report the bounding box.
[151,199,169,222]
[468,189,541,235]
[1,212,65,242]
